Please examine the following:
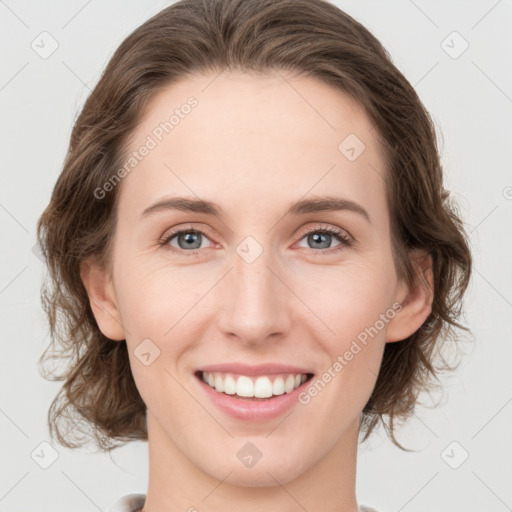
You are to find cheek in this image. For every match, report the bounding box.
[114,261,218,410]
[290,256,397,342]
[116,249,397,357]
[115,234,398,359]
[288,258,397,411]
[117,265,195,411]
[114,259,202,336]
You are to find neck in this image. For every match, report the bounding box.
[142,413,361,512]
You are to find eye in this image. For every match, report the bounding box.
[159,224,353,257]
[295,225,353,253]
[159,226,215,255]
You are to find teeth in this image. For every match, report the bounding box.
[224,374,236,395]
[284,374,295,393]
[214,373,224,392]
[237,376,257,397]
[254,376,273,398]
[200,371,309,398]
[272,377,285,396]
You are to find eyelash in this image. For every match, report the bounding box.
[158,224,353,256]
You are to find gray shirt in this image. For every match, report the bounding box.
[108,493,381,512]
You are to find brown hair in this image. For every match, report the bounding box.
[36,0,472,451]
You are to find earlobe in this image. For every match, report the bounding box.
[386,249,434,343]
[79,259,125,341]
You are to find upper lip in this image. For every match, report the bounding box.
[197,363,313,376]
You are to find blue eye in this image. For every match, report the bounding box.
[159,225,353,256]
[162,229,212,254]
[297,227,352,251]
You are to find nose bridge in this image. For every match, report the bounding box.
[217,237,290,344]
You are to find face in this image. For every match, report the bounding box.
[84,70,429,487]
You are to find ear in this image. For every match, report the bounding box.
[79,259,125,341]
[386,249,434,343]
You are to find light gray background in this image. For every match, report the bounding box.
[1,1,511,511]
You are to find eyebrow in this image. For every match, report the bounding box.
[140,195,371,224]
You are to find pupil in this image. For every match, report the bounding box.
[181,232,201,249]
[310,233,330,249]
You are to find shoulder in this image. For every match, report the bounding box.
[107,493,146,512]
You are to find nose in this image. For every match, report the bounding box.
[216,243,292,347]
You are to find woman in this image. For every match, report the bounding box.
[36,0,472,511]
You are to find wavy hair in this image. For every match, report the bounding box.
[36,0,472,451]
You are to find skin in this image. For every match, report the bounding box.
[81,70,433,512]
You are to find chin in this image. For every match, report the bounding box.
[198,444,310,488]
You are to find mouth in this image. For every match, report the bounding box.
[194,370,315,401]
[193,363,316,421]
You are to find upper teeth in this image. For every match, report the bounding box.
[201,371,308,398]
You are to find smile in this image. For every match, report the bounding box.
[194,363,315,420]
[199,371,312,399]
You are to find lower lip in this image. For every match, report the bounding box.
[196,374,312,421]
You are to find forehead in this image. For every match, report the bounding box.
[118,70,388,224]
